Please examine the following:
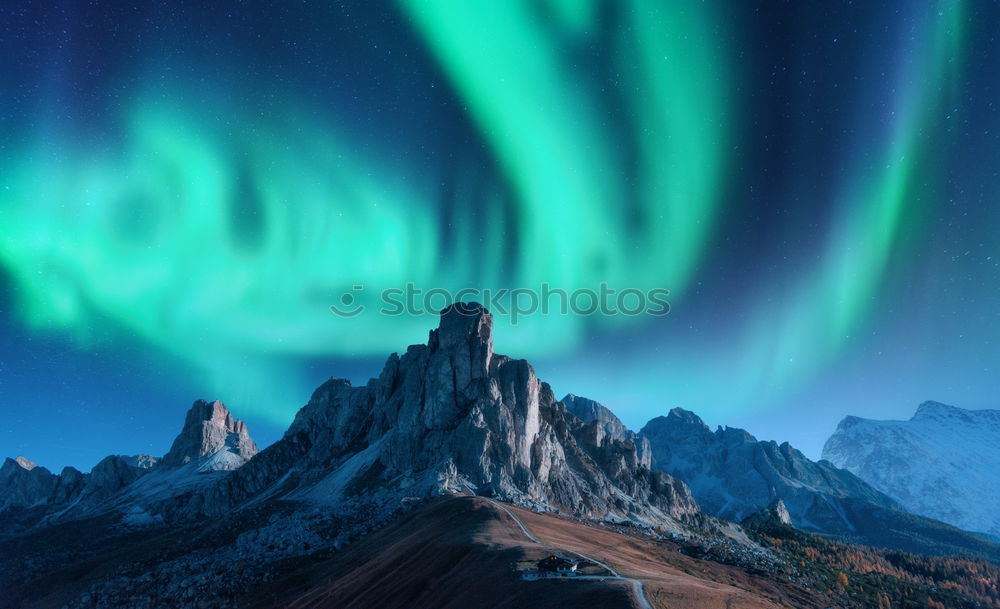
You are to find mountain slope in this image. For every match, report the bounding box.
[244,497,643,609]
[823,400,1000,538]
[0,495,831,609]
[246,497,831,609]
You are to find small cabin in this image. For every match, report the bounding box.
[537,554,578,576]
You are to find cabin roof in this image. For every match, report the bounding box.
[538,554,578,569]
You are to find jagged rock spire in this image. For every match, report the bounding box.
[433,302,493,348]
[429,301,494,376]
[161,399,258,470]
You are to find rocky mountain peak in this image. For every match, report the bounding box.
[835,415,865,430]
[0,456,58,510]
[208,303,701,529]
[161,399,258,471]
[435,301,492,343]
[564,394,622,431]
[428,301,494,372]
[912,400,963,421]
[13,456,37,471]
[667,407,712,429]
[641,409,713,443]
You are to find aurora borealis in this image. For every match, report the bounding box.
[2,1,998,470]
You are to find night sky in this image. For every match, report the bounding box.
[2,1,998,472]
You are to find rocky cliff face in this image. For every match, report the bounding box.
[823,401,1000,538]
[563,393,652,469]
[0,457,59,510]
[742,499,793,529]
[207,303,702,530]
[81,456,154,503]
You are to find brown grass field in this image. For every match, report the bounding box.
[245,497,829,609]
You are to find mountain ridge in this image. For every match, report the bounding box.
[638,404,1000,559]
[2,304,999,609]
[546,394,1000,560]
[0,399,259,531]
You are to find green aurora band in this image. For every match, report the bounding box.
[589,0,967,415]
[0,1,965,423]
[727,0,966,403]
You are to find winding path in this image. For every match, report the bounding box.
[483,498,654,609]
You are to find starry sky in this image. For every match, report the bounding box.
[1,1,998,472]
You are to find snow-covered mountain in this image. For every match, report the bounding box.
[823,401,1000,538]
